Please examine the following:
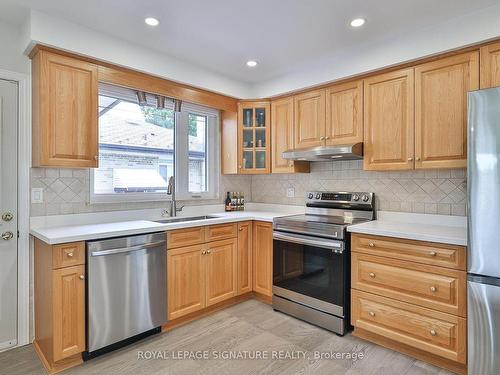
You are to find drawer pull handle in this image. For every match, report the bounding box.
[67,252,74,257]
[79,275,85,280]
[430,286,437,293]
[369,311,375,317]
[368,242,375,247]
[430,330,437,336]
[239,228,244,231]
[429,251,437,257]
[202,250,206,255]
[207,250,211,254]
[369,272,376,278]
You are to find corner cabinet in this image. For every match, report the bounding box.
[238,102,271,174]
[31,49,99,168]
[271,97,310,173]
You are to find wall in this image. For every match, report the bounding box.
[252,161,467,216]
[30,168,251,216]
[0,20,30,74]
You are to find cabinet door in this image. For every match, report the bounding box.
[294,89,326,149]
[271,97,294,172]
[325,80,363,145]
[52,265,85,361]
[415,52,478,169]
[34,51,98,168]
[252,221,273,296]
[480,41,500,89]
[364,68,415,171]
[205,239,237,306]
[238,102,271,174]
[167,245,205,320]
[237,221,253,294]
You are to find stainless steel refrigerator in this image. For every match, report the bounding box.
[468,87,500,375]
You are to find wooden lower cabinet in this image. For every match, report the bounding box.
[253,221,273,296]
[34,239,86,373]
[237,221,253,294]
[167,244,206,320]
[350,234,467,374]
[205,239,238,306]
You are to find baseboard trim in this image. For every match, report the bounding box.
[33,340,83,375]
[353,327,466,375]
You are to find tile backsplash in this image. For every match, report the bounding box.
[30,168,251,216]
[31,161,467,216]
[252,161,467,216]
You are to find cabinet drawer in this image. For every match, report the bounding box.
[168,227,205,249]
[206,223,237,242]
[52,242,85,269]
[352,290,466,364]
[352,253,466,316]
[352,234,466,270]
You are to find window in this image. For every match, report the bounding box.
[90,84,219,203]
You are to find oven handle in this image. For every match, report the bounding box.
[273,231,344,251]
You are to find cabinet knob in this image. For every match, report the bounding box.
[368,242,375,247]
[67,252,74,258]
[430,286,437,293]
[430,330,437,336]
[320,136,326,141]
[416,157,421,161]
[202,250,206,255]
[94,155,99,160]
[79,275,85,280]
[407,157,413,161]
[325,136,330,140]
[429,251,437,257]
[369,272,376,278]
[207,250,211,254]
[239,228,243,231]
[238,165,242,169]
[369,311,375,317]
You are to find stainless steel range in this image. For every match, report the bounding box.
[272,191,375,335]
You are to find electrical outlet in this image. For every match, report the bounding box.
[287,187,295,198]
[31,188,44,203]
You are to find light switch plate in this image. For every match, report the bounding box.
[31,188,44,203]
[287,187,295,198]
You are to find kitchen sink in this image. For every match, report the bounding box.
[154,215,218,224]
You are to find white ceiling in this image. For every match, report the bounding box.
[1,0,498,87]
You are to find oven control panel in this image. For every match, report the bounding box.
[306,191,373,205]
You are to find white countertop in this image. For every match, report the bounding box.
[30,209,298,245]
[348,211,467,246]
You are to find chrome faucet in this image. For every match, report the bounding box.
[166,176,184,217]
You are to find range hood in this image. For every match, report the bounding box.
[282,142,363,162]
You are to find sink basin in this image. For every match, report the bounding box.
[154,215,218,224]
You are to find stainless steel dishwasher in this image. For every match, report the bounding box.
[85,232,166,358]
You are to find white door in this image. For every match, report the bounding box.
[0,79,18,350]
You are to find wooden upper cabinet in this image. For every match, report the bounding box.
[271,97,310,173]
[325,80,363,145]
[205,239,237,306]
[480,41,500,89]
[238,102,271,174]
[294,89,326,149]
[253,221,273,297]
[52,265,85,361]
[363,68,415,171]
[415,52,478,169]
[32,50,98,168]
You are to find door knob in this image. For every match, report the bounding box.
[1,212,14,222]
[1,231,14,240]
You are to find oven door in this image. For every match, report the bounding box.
[273,231,346,317]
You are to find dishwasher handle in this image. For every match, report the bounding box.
[90,240,166,257]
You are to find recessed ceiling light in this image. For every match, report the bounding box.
[350,18,366,28]
[246,60,258,68]
[145,17,160,26]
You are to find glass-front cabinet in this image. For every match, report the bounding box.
[238,101,271,174]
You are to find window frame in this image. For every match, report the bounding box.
[90,85,220,204]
